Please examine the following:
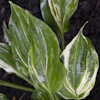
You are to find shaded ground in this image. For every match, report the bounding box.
[0,0,100,100]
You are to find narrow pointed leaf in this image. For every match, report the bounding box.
[9,1,30,66]
[3,21,11,45]
[0,43,29,78]
[0,93,8,100]
[27,11,65,93]
[40,0,79,34]
[58,23,99,99]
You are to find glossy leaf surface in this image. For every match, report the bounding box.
[0,93,8,100]
[8,2,66,93]
[58,24,99,99]
[9,1,30,67]
[40,0,79,34]
[0,43,29,78]
[27,11,65,93]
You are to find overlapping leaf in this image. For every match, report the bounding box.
[27,11,65,93]
[58,23,99,99]
[0,2,33,85]
[40,0,79,35]
[8,1,65,95]
[0,43,29,78]
[9,1,30,67]
[0,93,8,100]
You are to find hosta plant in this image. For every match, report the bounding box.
[0,0,99,100]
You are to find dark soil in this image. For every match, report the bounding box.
[0,0,100,100]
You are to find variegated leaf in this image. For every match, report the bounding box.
[27,11,65,94]
[58,23,99,99]
[8,2,66,93]
[40,0,79,35]
[0,93,8,100]
[0,43,31,83]
[9,1,30,67]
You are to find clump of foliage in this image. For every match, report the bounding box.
[0,0,99,100]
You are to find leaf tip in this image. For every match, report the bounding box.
[82,21,88,29]
[8,1,12,5]
[79,21,88,35]
[82,21,88,28]
[9,1,16,8]
[8,1,14,9]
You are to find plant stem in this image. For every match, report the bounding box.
[21,74,33,86]
[54,94,59,100]
[0,80,34,92]
[48,91,55,100]
[58,32,65,51]
[50,94,54,100]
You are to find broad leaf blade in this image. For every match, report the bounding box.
[9,1,30,66]
[0,93,8,100]
[58,24,99,99]
[40,0,79,34]
[27,11,65,93]
[0,43,29,78]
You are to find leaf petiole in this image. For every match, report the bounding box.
[20,74,33,86]
[0,80,34,92]
[49,93,55,100]
[58,31,65,51]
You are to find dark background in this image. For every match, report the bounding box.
[0,0,100,100]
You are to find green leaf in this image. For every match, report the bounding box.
[0,43,29,80]
[58,23,99,99]
[37,91,51,100]
[40,0,79,34]
[8,1,65,95]
[31,90,52,100]
[3,21,11,45]
[0,93,8,100]
[9,1,30,67]
[31,90,39,100]
[31,90,62,100]
[27,11,65,94]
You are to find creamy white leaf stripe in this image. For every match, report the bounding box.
[0,43,27,79]
[27,10,65,94]
[9,2,30,67]
[48,0,61,30]
[58,23,99,99]
[45,0,79,33]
